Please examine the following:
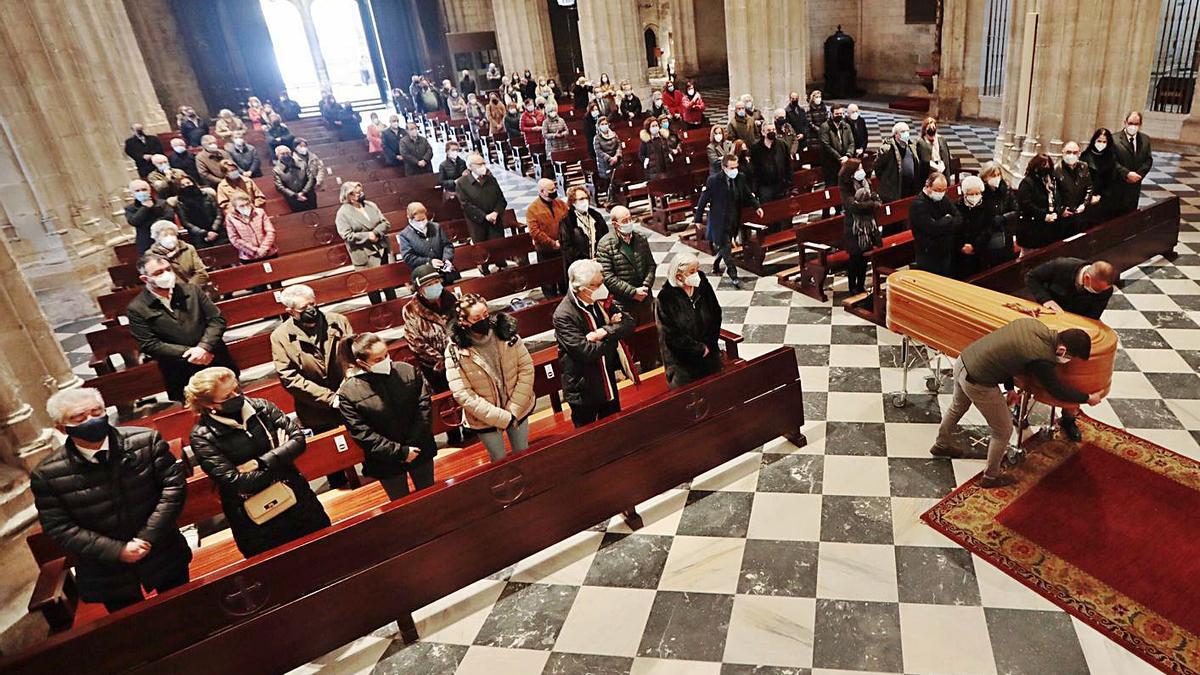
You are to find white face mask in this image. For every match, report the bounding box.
[724,168,738,179]
[158,235,178,250]
[1093,141,1108,152]
[1125,124,1139,137]
[204,144,218,153]
[472,166,487,178]
[448,151,459,160]
[368,357,392,375]
[987,177,1001,189]
[588,283,609,302]
[683,271,701,287]
[150,270,176,290]
[574,200,589,212]
[1063,154,1079,166]
[154,163,170,173]
[853,169,866,182]
[296,147,308,156]
[928,190,946,202]
[849,111,860,120]
[964,193,983,208]
[237,205,252,217]
[234,138,245,147]
[409,218,428,233]
[171,144,186,154]
[1055,354,1072,365]
[227,170,240,180]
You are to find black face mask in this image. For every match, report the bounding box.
[181,185,201,198]
[468,318,492,335]
[66,416,110,444]
[216,394,245,417]
[767,131,777,141]
[542,191,558,202]
[297,306,321,328]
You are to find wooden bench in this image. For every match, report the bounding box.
[4,344,797,674]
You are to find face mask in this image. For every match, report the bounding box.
[667,86,675,92]
[151,270,176,290]
[296,147,308,156]
[181,185,200,197]
[281,155,293,165]
[472,166,487,178]
[616,222,634,235]
[683,272,701,287]
[661,120,670,130]
[850,111,860,120]
[508,108,516,114]
[390,123,400,130]
[589,283,609,302]
[237,205,252,217]
[649,126,660,135]
[987,177,1002,189]
[421,283,443,301]
[468,317,491,335]
[724,168,738,179]
[368,357,392,375]
[592,110,600,118]
[1093,141,1107,152]
[574,200,589,212]
[1125,125,1139,137]
[926,127,937,136]
[833,116,843,124]
[853,169,866,182]
[687,89,695,96]
[158,235,178,250]
[736,110,746,118]
[297,305,320,327]
[65,412,111,443]
[154,163,170,173]
[1055,354,1072,364]
[899,131,911,143]
[964,193,983,208]
[410,218,428,233]
[929,190,946,202]
[172,144,186,154]
[548,110,558,118]
[625,92,633,99]
[713,132,723,142]
[598,124,610,133]
[813,97,822,105]
[134,191,151,203]
[1063,154,1079,166]
[204,144,218,153]
[525,104,534,111]
[227,170,240,180]
[542,190,558,201]
[448,151,459,160]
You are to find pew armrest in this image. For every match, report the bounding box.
[718,329,743,360]
[29,557,78,633]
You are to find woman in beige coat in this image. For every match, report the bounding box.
[335,181,394,303]
[444,294,535,461]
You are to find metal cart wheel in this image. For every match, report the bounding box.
[925,376,940,393]
[891,392,908,408]
[1005,446,1026,466]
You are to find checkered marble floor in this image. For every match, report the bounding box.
[46,108,1200,675]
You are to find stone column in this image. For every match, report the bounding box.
[995,0,1158,177]
[124,0,208,124]
[578,0,650,99]
[725,0,809,113]
[492,0,557,81]
[298,0,333,93]
[667,0,700,79]
[443,0,495,33]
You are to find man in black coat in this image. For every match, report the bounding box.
[125,180,174,254]
[1026,257,1115,320]
[124,123,164,178]
[278,93,302,121]
[381,115,403,167]
[1056,141,1095,234]
[438,141,467,193]
[749,122,793,204]
[875,122,919,203]
[455,154,509,271]
[846,104,869,156]
[554,259,636,427]
[167,138,200,183]
[126,254,239,401]
[32,388,191,613]
[1110,111,1153,214]
[909,173,962,277]
[784,92,812,147]
[818,103,855,189]
[692,154,763,288]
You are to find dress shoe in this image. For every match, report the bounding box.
[979,472,1016,488]
[1060,416,1082,442]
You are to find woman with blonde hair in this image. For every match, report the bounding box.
[214,108,246,141]
[187,367,330,558]
[335,180,394,302]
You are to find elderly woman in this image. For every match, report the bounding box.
[148,220,210,287]
[224,190,277,263]
[214,109,246,142]
[656,252,723,389]
[559,186,609,280]
[337,333,437,500]
[335,181,394,303]
[445,294,535,462]
[187,367,330,558]
[397,201,458,282]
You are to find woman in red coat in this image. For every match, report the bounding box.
[680,81,706,128]
[661,81,684,119]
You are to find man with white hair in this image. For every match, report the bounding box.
[124,179,174,254]
[846,104,868,156]
[31,388,192,613]
[875,121,919,202]
[1056,140,1095,234]
[596,205,656,324]
[455,153,509,272]
[398,121,434,174]
[553,258,636,428]
[194,134,229,187]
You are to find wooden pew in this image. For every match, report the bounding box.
[844,196,1181,326]
[4,345,798,674]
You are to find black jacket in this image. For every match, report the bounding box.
[749,139,792,193]
[656,274,722,388]
[559,207,610,277]
[1056,162,1093,213]
[126,283,237,401]
[1016,173,1058,248]
[125,199,175,254]
[455,171,507,230]
[693,171,760,243]
[818,120,855,180]
[1110,131,1153,213]
[438,156,467,192]
[847,116,869,154]
[30,427,191,604]
[875,138,919,203]
[553,294,635,408]
[1026,257,1112,320]
[1082,147,1117,206]
[190,398,329,558]
[381,127,402,166]
[909,191,962,276]
[785,102,811,141]
[175,189,227,247]
[337,361,437,479]
[179,118,208,147]
[125,134,164,178]
[168,149,201,182]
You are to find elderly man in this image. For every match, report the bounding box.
[1110,111,1153,214]
[596,206,656,324]
[910,172,962,277]
[398,122,434,175]
[147,154,189,200]
[125,180,174,253]
[693,154,763,289]
[397,201,458,282]
[124,123,164,178]
[455,154,508,272]
[846,104,869,156]
[818,103,855,192]
[167,137,200,183]
[273,145,317,212]
[1056,141,1095,234]
[32,388,192,613]
[225,131,261,178]
[381,115,404,167]
[526,178,569,295]
[875,121,919,202]
[727,99,761,145]
[270,284,353,437]
[193,134,229,188]
[750,120,792,204]
[126,253,239,401]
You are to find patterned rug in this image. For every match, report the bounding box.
[923,416,1200,675]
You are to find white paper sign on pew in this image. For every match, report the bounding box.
[334,435,348,453]
[544,364,555,379]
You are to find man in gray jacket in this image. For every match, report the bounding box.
[225,132,261,177]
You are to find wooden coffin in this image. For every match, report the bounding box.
[885,270,1117,406]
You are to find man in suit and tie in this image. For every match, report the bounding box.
[693,154,763,289]
[1110,111,1153,214]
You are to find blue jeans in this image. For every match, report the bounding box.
[478,418,530,461]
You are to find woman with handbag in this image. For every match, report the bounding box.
[843,186,883,295]
[187,367,330,558]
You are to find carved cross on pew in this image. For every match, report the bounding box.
[220,574,269,617]
[489,465,527,505]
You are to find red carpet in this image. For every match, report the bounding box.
[923,415,1200,675]
[997,444,1200,637]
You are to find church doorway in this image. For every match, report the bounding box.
[259,0,382,106]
